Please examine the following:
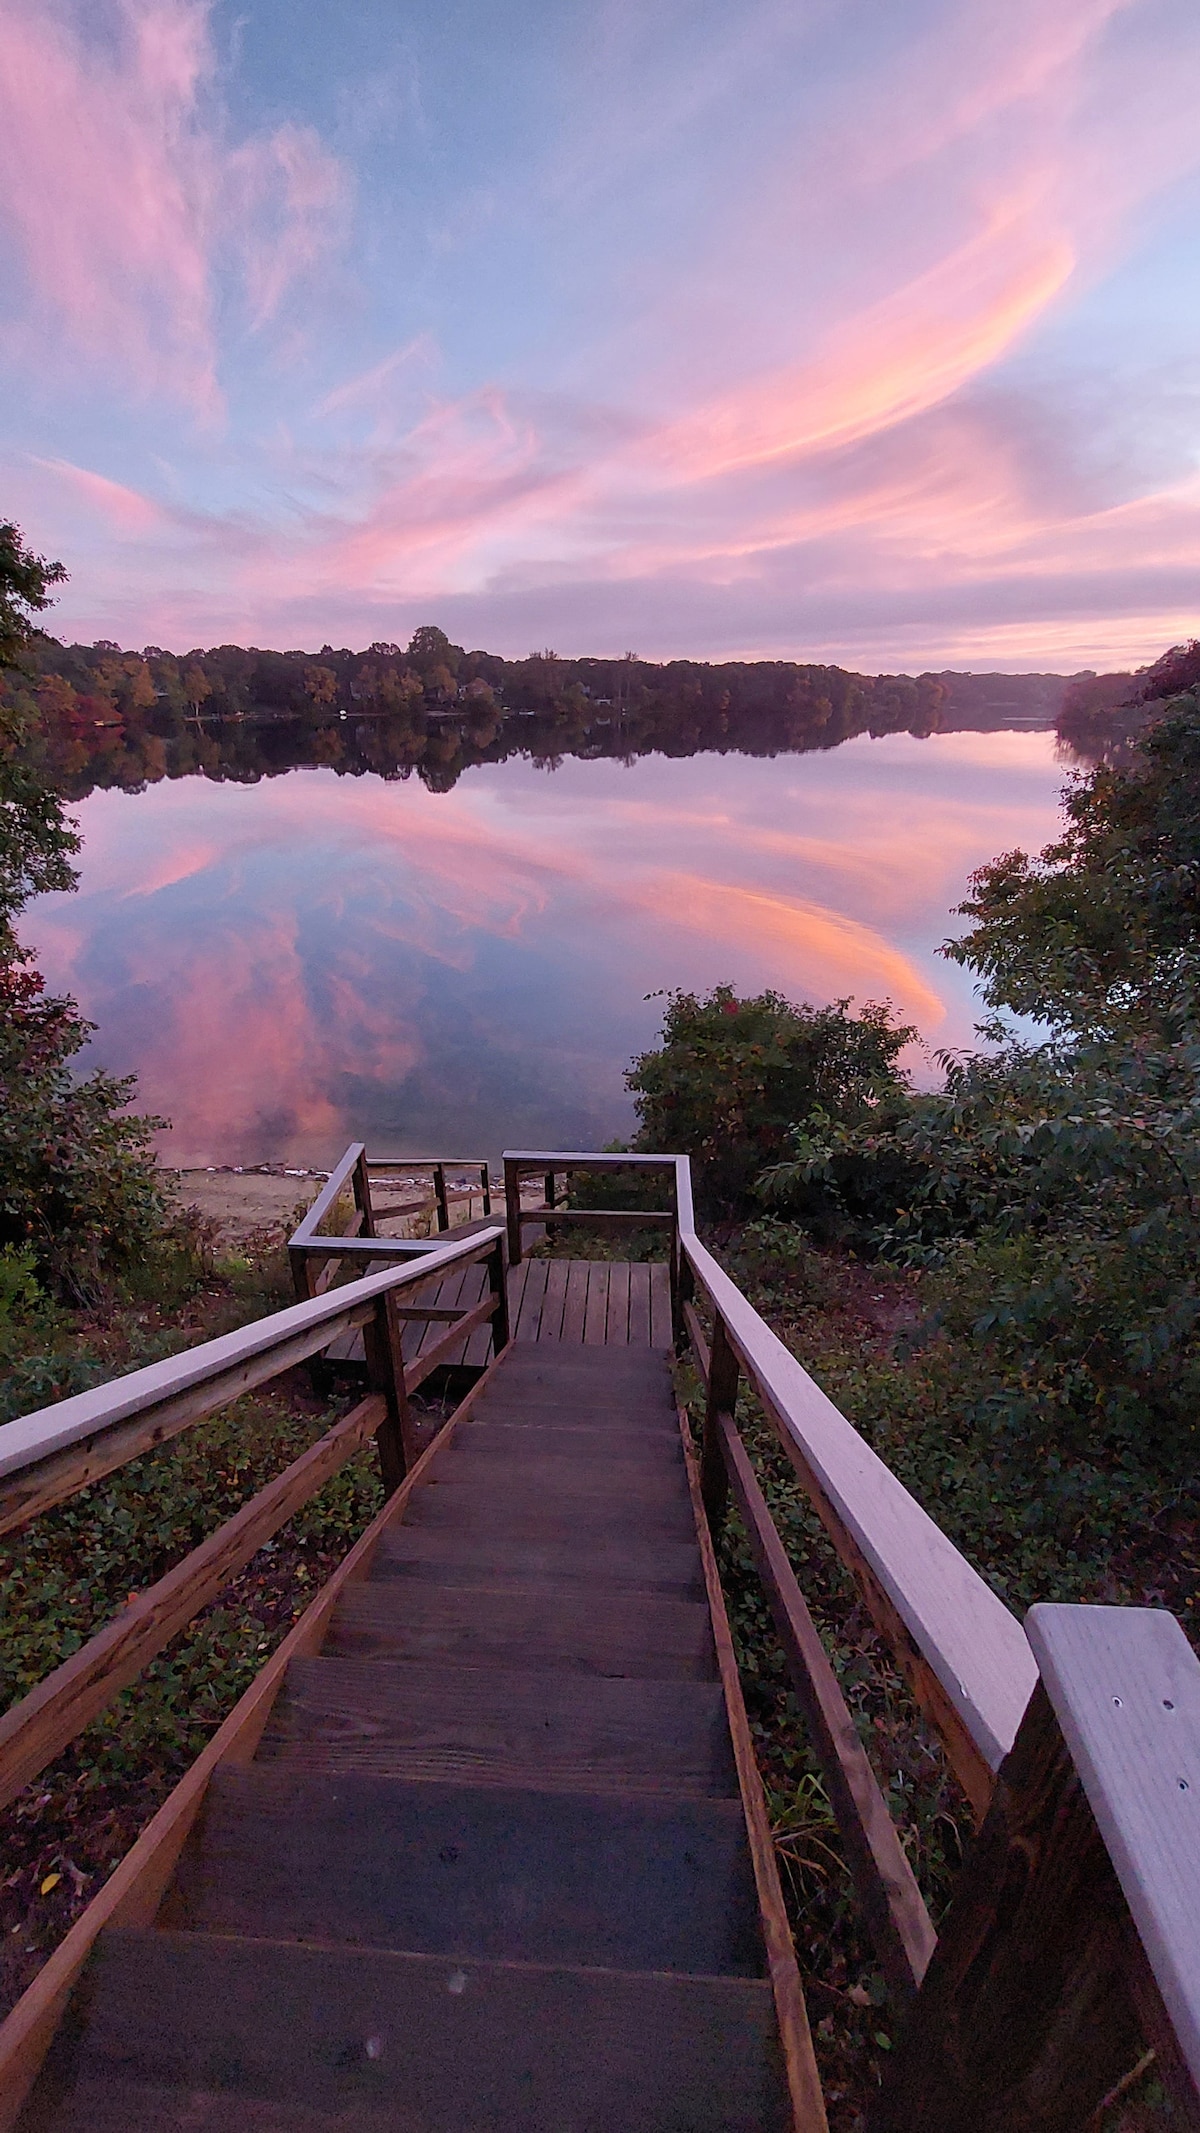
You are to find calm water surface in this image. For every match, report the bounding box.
[22,731,1070,1167]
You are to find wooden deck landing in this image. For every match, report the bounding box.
[23,1339,797,2131]
[329,1257,673,1376]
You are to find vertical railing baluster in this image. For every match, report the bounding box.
[488,1234,511,1355]
[701,1313,738,1530]
[363,1290,416,1493]
[481,1163,492,1217]
[434,1163,449,1232]
[504,1157,523,1266]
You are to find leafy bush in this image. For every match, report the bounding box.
[626,984,916,1215]
[0,915,167,1297]
[0,522,167,1291]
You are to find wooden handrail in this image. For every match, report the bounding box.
[680,1225,1036,1809]
[288,1141,365,1245]
[0,1226,505,1532]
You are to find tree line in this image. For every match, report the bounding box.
[0,622,1137,802]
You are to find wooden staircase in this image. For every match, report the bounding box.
[6,1144,1200,2131]
[17,1344,807,2131]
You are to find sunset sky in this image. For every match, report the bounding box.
[2,0,1199,669]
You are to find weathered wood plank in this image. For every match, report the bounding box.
[629,1261,652,1347]
[606,1261,631,1345]
[513,1259,548,1342]
[169,1769,762,1976]
[258,1655,739,1797]
[0,1396,387,1816]
[649,1262,672,1349]
[561,1260,590,1343]
[583,1263,610,1345]
[39,1933,791,2133]
[538,1259,570,1344]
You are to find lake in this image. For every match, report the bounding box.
[20,724,1072,1168]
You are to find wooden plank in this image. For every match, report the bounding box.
[403,1484,696,1546]
[561,1260,590,1344]
[500,1160,686,1177]
[0,1396,386,1816]
[258,1655,738,1797]
[649,1262,672,1348]
[371,1526,706,1600]
[513,1258,549,1342]
[169,1769,759,1976]
[606,1261,632,1345]
[40,1932,791,2133]
[718,1411,935,2000]
[629,1262,652,1347]
[870,1679,1153,2133]
[1025,1604,1200,2108]
[538,1259,569,1344]
[517,1208,674,1230]
[323,1584,716,1678]
[678,1403,829,2133]
[583,1263,610,1345]
[682,1234,1036,1808]
[0,1349,513,2133]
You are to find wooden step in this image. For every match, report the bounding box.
[450,1419,685,1467]
[256,1655,738,1796]
[368,1524,706,1599]
[322,1583,717,1678]
[433,1447,691,1500]
[29,1929,790,2132]
[462,1409,683,1446]
[166,1769,763,1975]
[402,1482,697,1544]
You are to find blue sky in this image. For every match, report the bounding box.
[1,0,1199,667]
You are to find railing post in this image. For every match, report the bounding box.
[504,1157,523,1266]
[872,1605,1200,2133]
[488,1234,510,1354]
[362,1291,416,1495]
[352,1148,375,1237]
[701,1312,737,1531]
[433,1163,449,1232]
[480,1163,492,1217]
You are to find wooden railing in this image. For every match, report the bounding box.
[504,1148,1200,2126]
[0,1226,508,1827]
[287,1143,492,1308]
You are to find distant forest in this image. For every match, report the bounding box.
[0,623,1151,800]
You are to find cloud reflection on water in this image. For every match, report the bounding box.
[20,732,1070,1166]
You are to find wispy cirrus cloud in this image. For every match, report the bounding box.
[0,0,348,416]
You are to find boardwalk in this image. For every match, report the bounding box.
[331,1256,674,1375]
[19,1338,796,2130]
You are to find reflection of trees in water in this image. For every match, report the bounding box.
[0,626,1109,803]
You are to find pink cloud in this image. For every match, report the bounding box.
[0,0,349,414]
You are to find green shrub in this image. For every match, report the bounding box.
[626,984,915,1215]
